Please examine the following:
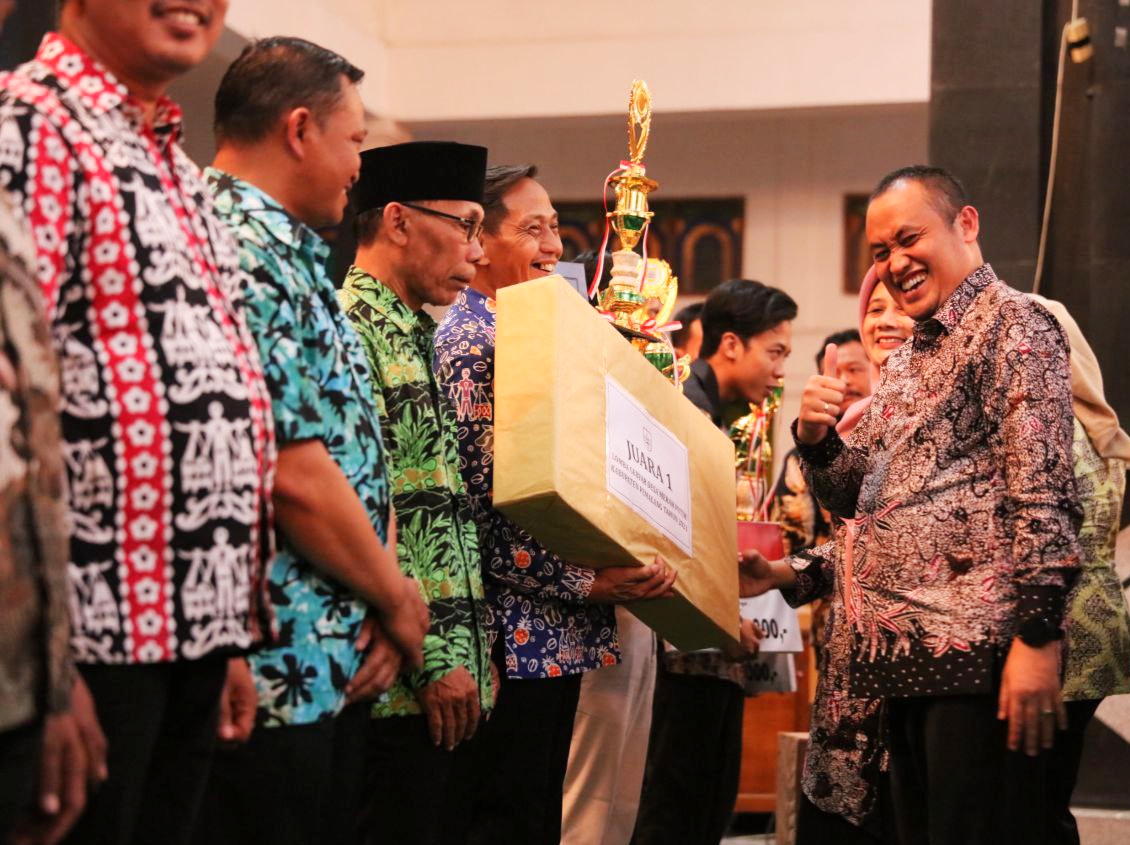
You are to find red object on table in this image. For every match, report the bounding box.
[737,520,784,561]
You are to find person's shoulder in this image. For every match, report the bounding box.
[681,379,711,415]
[436,300,488,346]
[972,279,1070,372]
[982,279,1064,337]
[0,62,55,106]
[226,217,275,270]
[681,366,714,416]
[0,70,73,160]
[0,58,85,128]
[882,339,914,373]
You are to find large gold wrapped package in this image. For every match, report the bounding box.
[493,275,739,650]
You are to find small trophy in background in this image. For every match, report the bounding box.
[732,384,785,558]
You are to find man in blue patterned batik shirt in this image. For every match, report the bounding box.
[195,37,428,845]
[434,163,677,845]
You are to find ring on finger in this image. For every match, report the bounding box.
[822,402,830,414]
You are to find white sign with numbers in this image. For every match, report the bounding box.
[741,653,797,694]
[739,591,803,653]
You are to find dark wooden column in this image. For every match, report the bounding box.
[1038,0,1130,474]
[929,0,1045,289]
[931,0,1130,524]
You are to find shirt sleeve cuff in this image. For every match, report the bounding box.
[1017,584,1067,631]
[563,563,596,600]
[791,419,845,468]
[781,549,831,607]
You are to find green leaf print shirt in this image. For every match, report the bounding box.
[340,267,493,718]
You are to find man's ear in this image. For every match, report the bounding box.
[284,108,313,159]
[384,203,410,247]
[476,235,491,266]
[720,331,743,361]
[956,204,980,244]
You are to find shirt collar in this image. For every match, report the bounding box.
[915,263,997,341]
[341,266,436,336]
[689,358,723,424]
[36,33,184,144]
[454,286,497,321]
[204,168,329,265]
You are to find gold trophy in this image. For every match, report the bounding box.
[633,259,691,384]
[600,80,659,328]
[732,383,785,563]
[732,383,784,521]
[592,81,689,386]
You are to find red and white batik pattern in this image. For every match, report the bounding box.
[0,34,275,665]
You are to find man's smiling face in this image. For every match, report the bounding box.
[866,179,981,321]
[480,177,563,289]
[65,1,228,88]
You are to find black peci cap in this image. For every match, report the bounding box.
[352,141,488,213]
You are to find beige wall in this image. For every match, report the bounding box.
[411,103,928,455]
[384,1,930,120]
[225,1,930,122]
[224,0,392,114]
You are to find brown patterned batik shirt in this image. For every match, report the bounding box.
[0,194,72,730]
[794,264,1082,698]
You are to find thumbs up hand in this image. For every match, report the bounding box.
[796,343,848,445]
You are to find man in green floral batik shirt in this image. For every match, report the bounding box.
[340,141,493,845]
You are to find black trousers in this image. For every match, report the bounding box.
[467,668,583,845]
[632,670,745,845]
[360,714,477,845]
[0,719,42,840]
[795,785,892,845]
[64,658,228,845]
[887,694,1049,845]
[1045,698,1101,845]
[193,700,370,845]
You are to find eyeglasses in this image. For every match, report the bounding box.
[399,202,484,243]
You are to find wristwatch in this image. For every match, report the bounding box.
[1017,615,1064,648]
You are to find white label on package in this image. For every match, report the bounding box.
[739,592,803,653]
[604,375,693,556]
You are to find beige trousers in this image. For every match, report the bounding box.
[560,607,658,845]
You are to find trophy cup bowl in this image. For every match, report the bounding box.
[608,165,657,252]
[601,167,659,329]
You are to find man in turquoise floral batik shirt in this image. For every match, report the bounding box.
[339,141,494,845]
[195,38,428,845]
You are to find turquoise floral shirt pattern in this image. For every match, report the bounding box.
[207,170,390,727]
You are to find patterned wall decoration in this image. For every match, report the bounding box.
[556,197,745,295]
